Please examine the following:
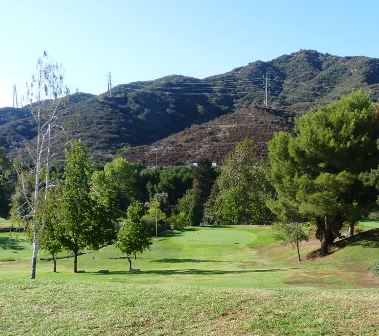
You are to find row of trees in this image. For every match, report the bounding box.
[19,142,152,273]
[5,48,379,276]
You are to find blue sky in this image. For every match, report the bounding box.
[1,0,378,107]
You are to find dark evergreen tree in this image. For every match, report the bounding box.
[267,91,379,256]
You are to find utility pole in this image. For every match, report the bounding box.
[107,72,112,97]
[264,73,269,107]
[12,84,18,108]
[153,147,158,166]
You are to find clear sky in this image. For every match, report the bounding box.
[1,0,378,107]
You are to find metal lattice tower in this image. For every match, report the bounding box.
[12,84,18,108]
[107,72,112,97]
[264,73,269,107]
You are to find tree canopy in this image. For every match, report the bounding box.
[267,91,379,256]
[116,201,152,271]
[206,139,275,225]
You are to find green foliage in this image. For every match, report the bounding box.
[91,157,139,221]
[10,170,33,228]
[189,158,217,226]
[116,201,152,270]
[0,147,13,218]
[145,199,167,221]
[39,188,63,272]
[206,139,275,225]
[267,91,379,255]
[155,166,193,214]
[360,102,379,204]
[273,222,309,261]
[167,211,190,229]
[142,198,168,236]
[59,140,115,272]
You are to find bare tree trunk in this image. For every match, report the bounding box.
[296,239,301,262]
[30,229,38,279]
[128,256,132,271]
[74,250,78,273]
[155,206,158,238]
[23,53,68,280]
[52,253,57,273]
[348,222,355,237]
[40,124,52,235]
[320,216,333,257]
[30,116,42,280]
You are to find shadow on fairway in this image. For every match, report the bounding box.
[336,229,379,249]
[152,258,229,263]
[0,237,25,251]
[93,267,299,276]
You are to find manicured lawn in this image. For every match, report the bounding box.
[358,220,379,229]
[0,224,378,335]
[0,225,378,288]
[0,281,378,336]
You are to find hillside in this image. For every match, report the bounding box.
[123,105,294,165]
[1,50,379,160]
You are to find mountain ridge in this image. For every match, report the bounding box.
[1,50,378,161]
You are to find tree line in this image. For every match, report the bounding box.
[1,52,379,277]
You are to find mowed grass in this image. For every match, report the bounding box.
[0,281,378,336]
[0,224,378,288]
[0,223,378,335]
[358,220,379,229]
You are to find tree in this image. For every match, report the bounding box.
[360,103,379,214]
[143,193,168,238]
[155,166,193,215]
[91,157,139,224]
[273,222,309,262]
[16,51,69,279]
[59,140,110,272]
[189,158,217,226]
[206,139,275,225]
[116,201,152,271]
[0,147,13,218]
[267,91,379,256]
[39,188,63,272]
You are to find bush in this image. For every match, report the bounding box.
[142,215,169,236]
[167,212,190,229]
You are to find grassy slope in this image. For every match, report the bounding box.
[0,224,378,335]
[0,281,378,336]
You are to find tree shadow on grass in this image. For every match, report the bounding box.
[202,225,234,229]
[158,227,199,239]
[307,229,379,259]
[152,258,229,263]
[93,267,299,276]
[335,229,379,249]
[0,237,25,251]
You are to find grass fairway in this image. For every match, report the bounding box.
[0,281,378,335]
[0,224,378,335]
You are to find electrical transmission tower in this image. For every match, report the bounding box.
[107,72,112,97]
[12,84,18,108]
[263,73,269,107]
